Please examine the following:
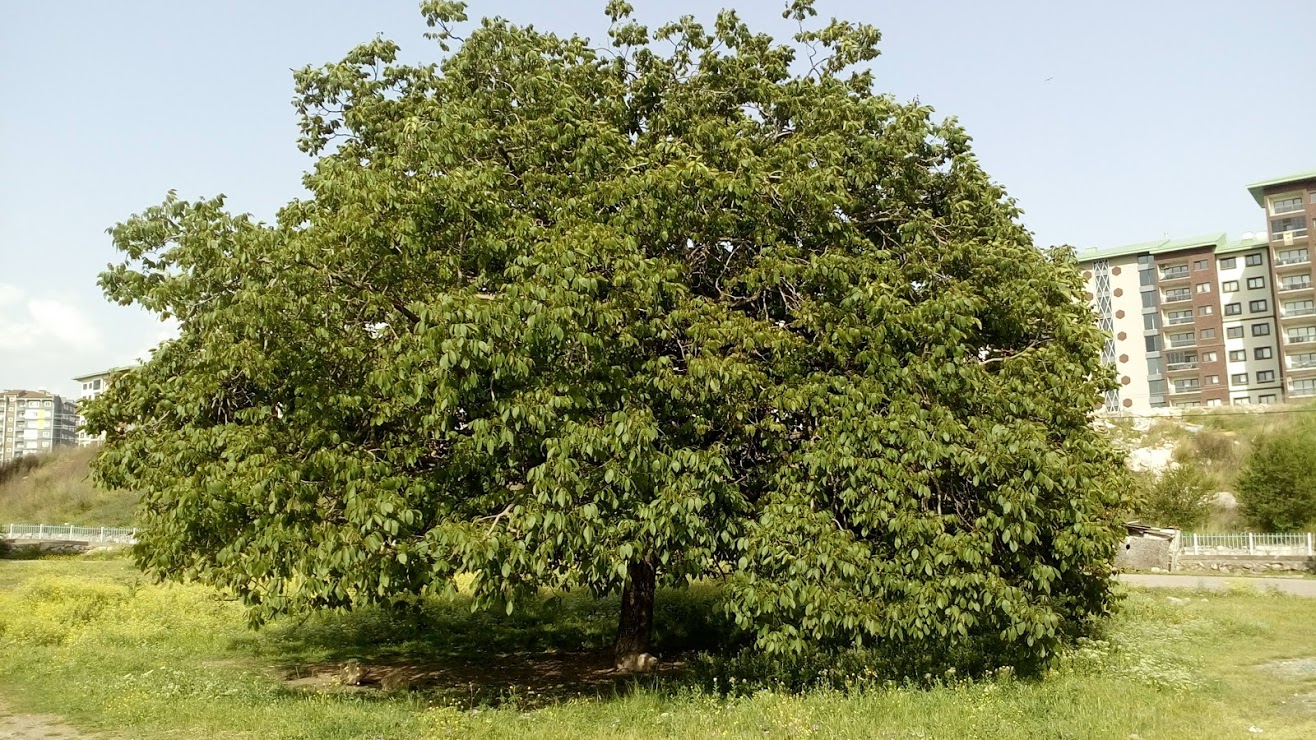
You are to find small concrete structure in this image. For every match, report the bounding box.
[1115,523,1180,572]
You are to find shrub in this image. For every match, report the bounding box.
[1132,466,1216,530]
[1237,421,1316,532]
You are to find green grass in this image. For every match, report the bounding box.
[1,557,1315,738]
[0,446,137,526]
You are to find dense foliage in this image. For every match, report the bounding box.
[87,0,1126,671]
[1131,466,1215,531]
[1237,419,1316,532]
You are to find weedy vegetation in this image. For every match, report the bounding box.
[1,557,1316,739]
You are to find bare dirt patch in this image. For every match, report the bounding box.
[1258,657,1316,679]
[0,700,94,739]
[282,649,689,706]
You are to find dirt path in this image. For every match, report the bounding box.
[1120,573,1316,597]
[0,701,92,739]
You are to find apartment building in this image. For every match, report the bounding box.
[1247,171,1316,403]
[1079,169,1316,412]
[0,390,79,462]
[72,367,130,446]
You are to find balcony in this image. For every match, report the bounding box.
[1274,252,1311,272]
[1288,383,1316,398]
[1278,278,1314,295]
[1169,384,1202,396]
[1165,361,1199,373]
[1271,228,1309,246]
[1280,306,1316,321]
[1286,334,1316,347]
[1158,266,1191,283]
[1166,337,1197,349]
[1166,315,1195,326]
[1162,292,1193,304]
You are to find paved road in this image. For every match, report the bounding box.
[1120,573,1316,597]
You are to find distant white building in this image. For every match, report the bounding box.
[72,367,133,446]
[0,390,79,462]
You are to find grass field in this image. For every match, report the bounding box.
[0,557,1314,739]
[0,447,136,526]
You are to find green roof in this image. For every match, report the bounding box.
[1246,168,1316,206]
[1076,233,1227,263]
[1215,235,1269,255]
[72,365,135,383]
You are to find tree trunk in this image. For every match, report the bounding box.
[613,556,657,671]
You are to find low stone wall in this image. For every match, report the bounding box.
[1178,555,1314,574]
[1,539,130,556]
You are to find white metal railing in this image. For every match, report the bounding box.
[1276,256,1310,267]
[1183,532,1314,556]
[3,523,137,544]
[1279,281,1313,292]
[1166,362,1199,371]
[1282,307,1316,317]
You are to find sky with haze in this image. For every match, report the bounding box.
[2,0,1315,397]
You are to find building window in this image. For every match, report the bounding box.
[1247,276,1265,290]
[1142,291,1158,308]
[1227,326,1244,339]
[1149,379,1167,394]
[1219,257,1237,270]
[1200,328,1216,340]
[1231,373,1249,385]
[1271,195,1304,215]
[1293,378,1316,397]
[1144,313,1159,330]
[1288,326,1316,344]
[1291,352,1316,369]
[1205,374,1220,385]
[1167,309,1194,325]
[1259,394,1278,405]
[1161,265,1189,280]
[1172,378,1200,392]
[1223,280,1240,292]
[1257,370,1276,383]
[1168,331,1195,347]
[1245,253,1264,267]
[1249,299,1268,313]
[1234,396,1252,405]
[1165,287,1192,303]
[1203,351,1218,362]
[1255,346,1273,360]
[1199,305,1214,316]
[1146,335,1161,352]
[1252,323,1271,336]
[1193,259,1208,271]
[1140,270,1155,287]
[1271,215,1308,237]
[1229,349,1247,361]
[1286,300,1316,318]
[1280,274,1313,291]
[1196,282,1212,294]
[1138,254,1154,266]
[1276,248,1308,266]
[1224,302,1241,315]
[1147,357,1163,376]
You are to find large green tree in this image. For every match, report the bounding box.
[88,0,1126,671]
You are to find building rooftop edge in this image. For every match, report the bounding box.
[1245,168,1316,206]
[71,365,136,382]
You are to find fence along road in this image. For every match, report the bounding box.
[4,523,137,544]
[1182,532,1315,556]
[1120,574,1316,597]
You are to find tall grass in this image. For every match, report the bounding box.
[0,446,136,526]
[2,557,1316,739]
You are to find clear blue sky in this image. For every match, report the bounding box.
[3,0,1314,396]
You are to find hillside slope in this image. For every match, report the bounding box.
[0,447,137,526]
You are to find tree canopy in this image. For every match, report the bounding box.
[88,0,1127,672]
